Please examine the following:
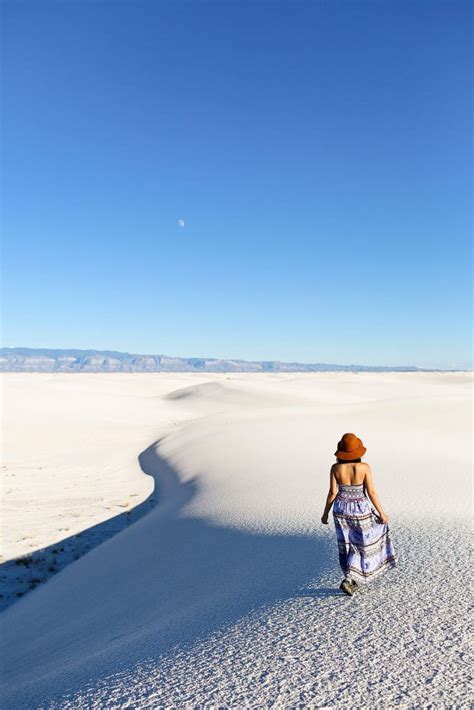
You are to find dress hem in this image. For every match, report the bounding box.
[343,556,398,585]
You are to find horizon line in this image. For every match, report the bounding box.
[1,346,471,372]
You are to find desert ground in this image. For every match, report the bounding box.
[0,372,472,708]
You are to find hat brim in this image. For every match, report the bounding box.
[334,446,367,460]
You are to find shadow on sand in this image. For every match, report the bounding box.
[1,438,340,707]
[0,454,159,611]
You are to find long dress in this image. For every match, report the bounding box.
[333,483,397,584]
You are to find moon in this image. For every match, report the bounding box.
[177,218,185,228]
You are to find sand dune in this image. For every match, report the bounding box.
[0,372,471,707]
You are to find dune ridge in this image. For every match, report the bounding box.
[0,372,471,708]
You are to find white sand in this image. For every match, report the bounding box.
[0,372,472,708]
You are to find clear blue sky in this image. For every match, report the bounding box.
[2,0,472,369]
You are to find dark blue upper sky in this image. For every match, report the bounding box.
[2,0,472,368]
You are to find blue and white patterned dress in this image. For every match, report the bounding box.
[333,483,397,584]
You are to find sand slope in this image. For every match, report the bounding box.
[0,372,472,708]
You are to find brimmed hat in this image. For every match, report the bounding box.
[335,432,366,460]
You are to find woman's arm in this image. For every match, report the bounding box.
[364,465,388,523]
[321,466,339,524]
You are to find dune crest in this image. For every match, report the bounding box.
[0,372,471,707]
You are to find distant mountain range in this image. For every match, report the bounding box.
[0,347,456,373]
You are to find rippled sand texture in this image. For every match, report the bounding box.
[0,372,472,708]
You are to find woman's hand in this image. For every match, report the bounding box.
[379,512,389,524]
[321,514,329,525]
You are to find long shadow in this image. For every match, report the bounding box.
[0,454,159,612]
[1,438,339,708]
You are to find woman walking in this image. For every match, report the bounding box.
[320,433,397,596]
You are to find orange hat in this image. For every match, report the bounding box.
[334,433,367,460]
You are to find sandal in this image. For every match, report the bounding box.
[339,579,355,596]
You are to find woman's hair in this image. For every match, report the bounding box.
[336,457,362,463]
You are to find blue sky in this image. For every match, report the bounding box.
[2,0,472,369]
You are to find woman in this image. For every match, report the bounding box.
[320,432,397,596]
